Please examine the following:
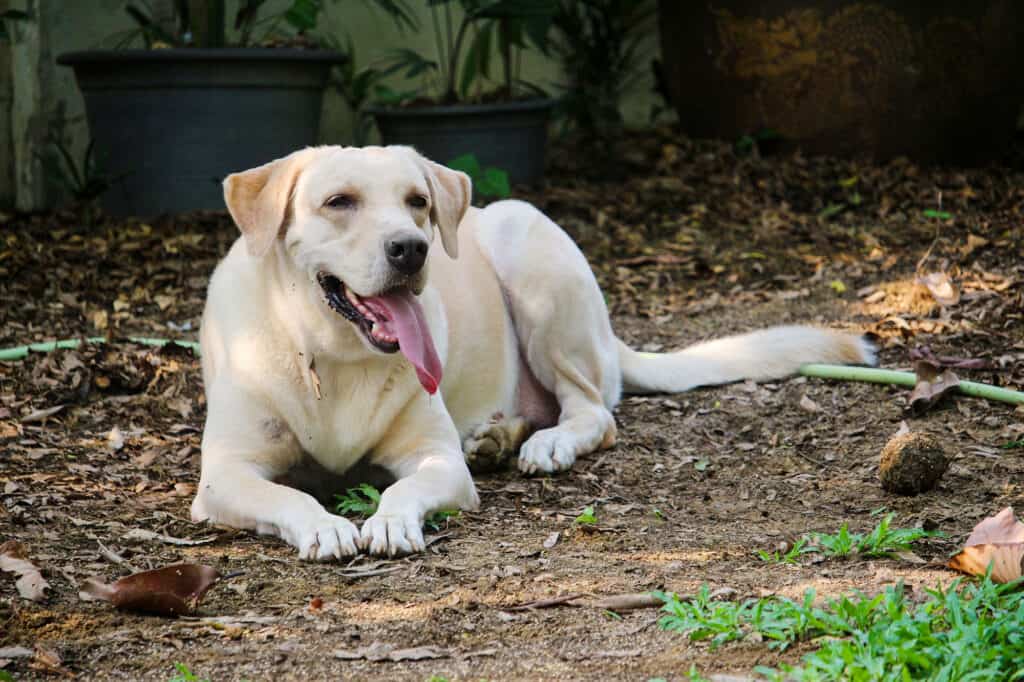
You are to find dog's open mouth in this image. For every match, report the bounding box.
[317,273,400,353]
[316,272,443,394]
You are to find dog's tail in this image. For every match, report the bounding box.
[617,326,876,395]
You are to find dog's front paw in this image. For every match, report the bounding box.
[289,513,361,561]
[359,510,425,557]
[518,428,576,475]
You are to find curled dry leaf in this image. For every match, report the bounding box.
[963,507,1024,546]
[0,540,50,601]
[917,272,960,306]
[908,361,960,411]
[947,508,1024,583]
[122,528,217,547]
[910,345,988,370]
[799,394,822,413]
[587,592,664,612]
[80,563,221,617]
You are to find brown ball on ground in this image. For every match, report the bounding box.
[879,431,949,495]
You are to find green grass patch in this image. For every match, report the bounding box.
[809,513,939,559]
[756,514,939,564]
[655,572,1024,681]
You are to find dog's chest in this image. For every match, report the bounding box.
[283,357,416,473]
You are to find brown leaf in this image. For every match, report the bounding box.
[963,507,1024,546]
[799,394,822,413]
[909,345,988,370]
[80,563,220,617]
[587,593,663,611]
[917,272,960,306]
[947,508,1024,583]
[0,540,50,601]
[908,361,960,411]
[947,543,1024,583]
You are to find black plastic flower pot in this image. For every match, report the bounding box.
[369,99,555,186]
[57,48,345,216]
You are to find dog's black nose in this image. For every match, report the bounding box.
[385,237,428,275]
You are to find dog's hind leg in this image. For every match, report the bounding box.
[472,200,621,474]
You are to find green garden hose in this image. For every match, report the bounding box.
[0,336,200,361]
[0,338,1020,406]
[799,363,1024,406]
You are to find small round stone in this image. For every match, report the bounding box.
[879,431,949,495]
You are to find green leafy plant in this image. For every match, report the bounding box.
[168,663,209,682]
[809,513,938,559]
[334,483,382,518]
[757,537,808,565]
[446,154,510,199]
[923,209,952,220]
[548,0,656,139]
[35,104,117,210]
[120,0,414,49]
[334,484,458,530]
[425,509,460,532]
[382,0,554,105]
[575,505,598,525]
[735,128,783,156]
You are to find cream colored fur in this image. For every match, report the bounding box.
[192,145,875,560]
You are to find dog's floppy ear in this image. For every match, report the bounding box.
[407,151,471,259]
[223,150,310,258]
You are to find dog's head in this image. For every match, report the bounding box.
[222,145,471,393]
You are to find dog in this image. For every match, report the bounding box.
[191,145,875,559]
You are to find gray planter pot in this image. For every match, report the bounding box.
[369,99,554,186]
[57,48,345,216]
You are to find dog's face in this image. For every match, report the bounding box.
[222,146,470,362]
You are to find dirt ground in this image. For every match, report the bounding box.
[2,129,1023,681]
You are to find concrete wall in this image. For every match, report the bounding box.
[1,0,661,211]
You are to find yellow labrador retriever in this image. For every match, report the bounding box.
[191,145,874,559]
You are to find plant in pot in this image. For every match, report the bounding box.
[368,0,556,189]
[56,1,408,216]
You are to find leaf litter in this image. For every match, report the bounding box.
[1,128,1022,679]
[0,540,49,601]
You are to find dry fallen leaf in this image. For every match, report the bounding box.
[543,532,560,549]
[587,592,663,611]
[917,272,960,306]
[19,404,66,424]
[908,361,960,411]
[799,394,822,413]
[963,507,1024,546]
[0,540,50,601]
[80,563,221,617]
[123,528,217,547]
[948,508,1024,583]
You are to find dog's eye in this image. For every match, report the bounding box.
[407,195,428,209]
[325,194,357,210]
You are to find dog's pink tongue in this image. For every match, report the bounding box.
[364,291,442,394]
